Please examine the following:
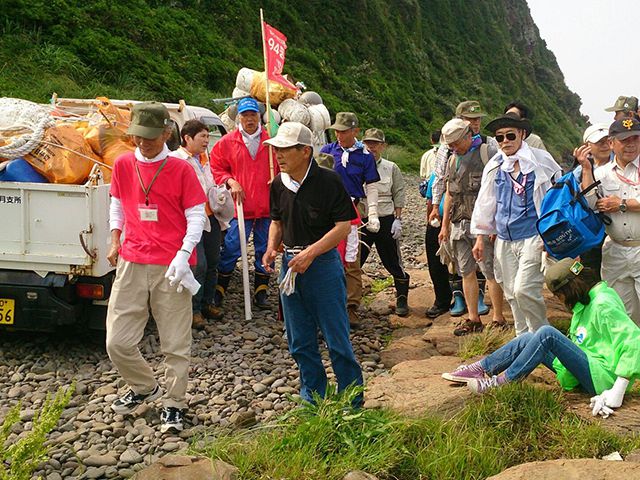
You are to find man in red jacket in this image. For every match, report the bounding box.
[210,97,278,312]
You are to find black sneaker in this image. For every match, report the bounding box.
[160,407,184,433]
[111,385,162,415]
[425,304,449,318]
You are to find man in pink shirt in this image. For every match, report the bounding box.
[106,102,206,433]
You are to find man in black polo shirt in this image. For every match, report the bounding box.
[262,122,364,406]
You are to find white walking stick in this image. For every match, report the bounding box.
[236,199,252,321]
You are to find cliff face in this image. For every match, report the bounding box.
[0,0,583,162]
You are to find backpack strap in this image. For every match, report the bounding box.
[480,144,489,165]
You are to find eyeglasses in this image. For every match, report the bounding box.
[495,132,518,143]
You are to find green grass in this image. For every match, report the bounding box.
[362,276,394,307]
[191,385,640,480]
[1,385,74,480]
[458,328,513,360]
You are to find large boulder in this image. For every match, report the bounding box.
[133,455,238,480]
[488,458,640,479]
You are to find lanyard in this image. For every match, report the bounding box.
[135,157,169,206]
[615,162,640,186]
[508,172,527,195]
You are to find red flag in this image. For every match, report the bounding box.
[262,22,298,91]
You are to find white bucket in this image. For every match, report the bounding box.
[232,87,250,99]
[235,67,255,92]
[278,99,310,127]
[263,109,281,126]
[307,104,331,132]
[299,91,323,106]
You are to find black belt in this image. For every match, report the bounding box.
[283,245,309,255]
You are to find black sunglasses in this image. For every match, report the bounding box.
[495,132,518,143]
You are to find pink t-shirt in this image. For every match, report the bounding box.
[110,152,206,266]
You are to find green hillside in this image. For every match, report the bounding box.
[0,0,584,167]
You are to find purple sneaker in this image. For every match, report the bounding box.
[441,362,485,383]
[468,374,508,394]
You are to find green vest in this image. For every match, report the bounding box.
[447,144,487,224]
[553,282,640,394]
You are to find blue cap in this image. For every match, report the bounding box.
[237,97,260,114]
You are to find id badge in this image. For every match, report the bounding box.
[138,204,159,222]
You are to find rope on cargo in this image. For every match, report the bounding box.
[0,116,55,160]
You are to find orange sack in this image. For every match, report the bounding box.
[84,97,135,183]
[25,124,100,184]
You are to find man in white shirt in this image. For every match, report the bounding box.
[580,118,640,325]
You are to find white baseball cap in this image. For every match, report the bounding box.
[441,118,471,145]
[583,123,609,144]
[264,122,313,148]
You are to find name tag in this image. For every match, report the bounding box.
[139,204,159,222]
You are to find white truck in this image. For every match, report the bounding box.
[0,98,227,331]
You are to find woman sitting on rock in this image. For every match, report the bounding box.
[442,258,640,418]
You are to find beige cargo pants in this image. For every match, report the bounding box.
[106,259,192,409]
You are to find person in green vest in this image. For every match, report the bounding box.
[442,258,640,418]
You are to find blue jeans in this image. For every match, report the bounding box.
[193,215,222,311]
[480,325,596,394]
[280,249,363,405]
[218,217,270,274]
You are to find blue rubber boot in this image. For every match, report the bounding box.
[449,290,467,317]
[478,289,490,316]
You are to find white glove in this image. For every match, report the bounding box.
[391,218,402,240]
[590,395,615,418]
[165,250,191,288]
[177,269,201,296]
[366,213,380,233]
[279,268,297,296]
[590,377,629,418]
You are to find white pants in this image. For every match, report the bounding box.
[494,236,547,336]
[601,239,640,326]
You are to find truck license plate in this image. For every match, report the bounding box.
[0,298,15,325]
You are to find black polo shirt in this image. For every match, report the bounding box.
[270,160,356,247]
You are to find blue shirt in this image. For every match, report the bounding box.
[321,141,380,199]
[495,169,538,241]
[426,171,444,217]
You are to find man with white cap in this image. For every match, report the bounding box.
[438,118,505,335]
[106,102,206,432]
[572,123,612,278]
[579,118,640,325]
[262,122,364,406]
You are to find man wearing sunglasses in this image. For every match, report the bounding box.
[471,112,561,337]
[438,118,506,335]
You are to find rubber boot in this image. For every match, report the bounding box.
[478,289,490,316]
[449,290,467,317]
[254,272,271,310]
[213,272,232,307]
[394,275,410,317]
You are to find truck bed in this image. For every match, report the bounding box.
[0,181,112,277]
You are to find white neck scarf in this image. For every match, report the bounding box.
[281,161,313,193]
[340,140,365,168]
[134,144,170,163]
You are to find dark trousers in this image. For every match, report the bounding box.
[193,215,222,311]
[425,224,452,308]
[360,215,407,279]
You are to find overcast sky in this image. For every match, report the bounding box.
[527,0,639,126]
